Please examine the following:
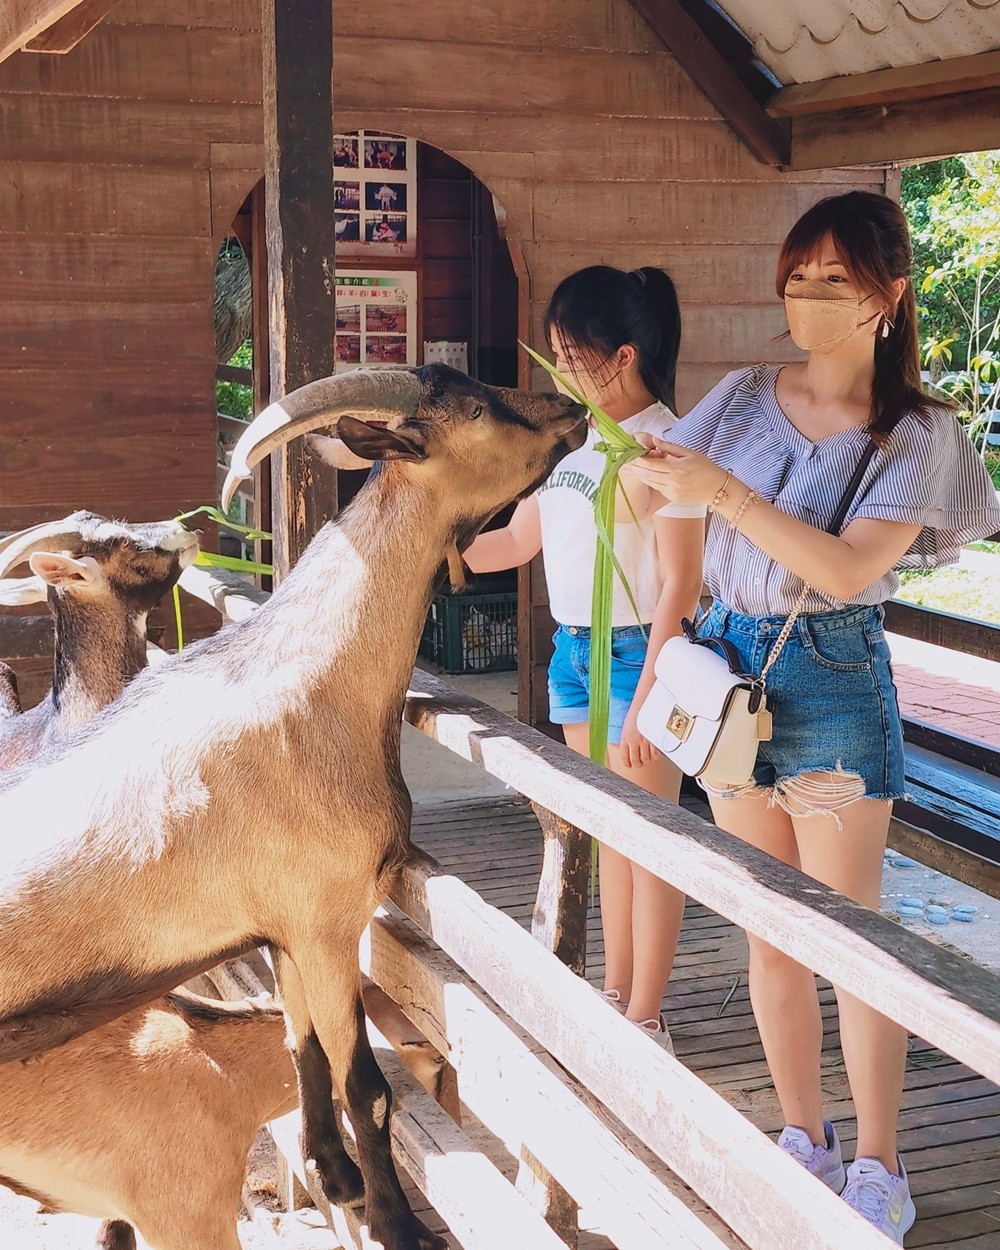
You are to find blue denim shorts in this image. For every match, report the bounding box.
[547,623,648,745]
[694,601,906,800]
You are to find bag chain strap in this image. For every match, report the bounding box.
[751,439,878,692]
[757,582,810,688]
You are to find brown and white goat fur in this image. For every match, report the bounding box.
[0,991,295,1250]
[0,364,585,1250]
[0,512,198,770]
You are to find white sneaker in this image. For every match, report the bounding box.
[632,1014,675,1055]
[778,1121,847,1193]
[843,1155,916,1245]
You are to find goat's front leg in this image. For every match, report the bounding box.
[271,947,365,1207]
[296,947,448,1250]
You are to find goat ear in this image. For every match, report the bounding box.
[28,552,103,589]
[0,576,47,606]
[337,415,427,463]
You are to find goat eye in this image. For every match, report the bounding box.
[469,403,483,420]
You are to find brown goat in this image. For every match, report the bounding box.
[0,991,295,1250]
[0,364,584,1250]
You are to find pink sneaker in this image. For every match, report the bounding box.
[632,1014,675,1055]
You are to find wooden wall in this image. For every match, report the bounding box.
[0,0,884,719]
[0,0,263,536]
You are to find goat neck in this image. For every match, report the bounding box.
[48,591,148,738]
[277,464,465,719]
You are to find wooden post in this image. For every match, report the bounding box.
[529,803,590,976]
[261,0,337,581]
[522,802,588,1245]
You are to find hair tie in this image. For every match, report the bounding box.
[630,268,648,287]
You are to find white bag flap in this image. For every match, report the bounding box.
[652,635,751,722]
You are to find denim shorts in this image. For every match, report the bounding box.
[694,601,906,800]
[548,623,648,745]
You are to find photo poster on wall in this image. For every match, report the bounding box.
[335,271,418,373]
[333,131,417,259]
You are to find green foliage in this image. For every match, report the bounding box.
[902,152,1000,453]
[216,339,253,420]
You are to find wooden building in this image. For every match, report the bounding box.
[1,0,999,720]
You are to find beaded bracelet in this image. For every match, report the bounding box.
[709,470,733,512]
[730,488,760,528]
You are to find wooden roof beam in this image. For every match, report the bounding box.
[628,0,790,166]
[772,49,1000,118]
[1,0,93,62]
[21,0,119,54]
[789,85,1000,170]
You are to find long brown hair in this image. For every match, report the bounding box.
[775,190,941,443]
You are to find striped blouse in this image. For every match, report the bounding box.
[662,364,1000,615]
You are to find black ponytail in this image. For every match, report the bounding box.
[543,264,682,412]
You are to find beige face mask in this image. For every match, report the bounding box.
[784,281,880,354]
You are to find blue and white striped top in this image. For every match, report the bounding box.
[664,364,1000,615]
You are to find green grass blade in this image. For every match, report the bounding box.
[172,583,184,652]
[195,551,274,576]
[175,505,272,543]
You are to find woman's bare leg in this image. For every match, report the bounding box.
[791,790,904,1170]
[709,789,827,1144]
[562,723,685,1023]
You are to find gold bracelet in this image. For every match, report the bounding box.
[710,469,733,512]
[730,488,760,528]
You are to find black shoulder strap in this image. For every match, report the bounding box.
[826,441,877,535]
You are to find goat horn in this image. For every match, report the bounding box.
[0,514,91,578]
[221,369,421,510]
[0,575,47,607]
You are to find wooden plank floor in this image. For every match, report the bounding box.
[410,794,1000,1250]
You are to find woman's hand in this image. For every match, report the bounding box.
[618,705,658,770]
[626,439,730,506]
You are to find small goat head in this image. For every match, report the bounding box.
[0,512,199,615]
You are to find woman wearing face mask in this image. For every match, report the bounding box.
[623,191,1000,1242]
[464,265,705,1051]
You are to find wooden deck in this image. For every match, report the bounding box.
[409,794,1000,1250]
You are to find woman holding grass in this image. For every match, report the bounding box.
[464,265,705,1051]
[622,191,1000,1241]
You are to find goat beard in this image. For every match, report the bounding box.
[446,543,467,591]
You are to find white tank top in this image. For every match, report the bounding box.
[535,402,705,627]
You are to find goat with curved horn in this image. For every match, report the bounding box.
[0,513,94,576]
[0,512,198,770]
[224,368,420,497]
[0,363,585,1250]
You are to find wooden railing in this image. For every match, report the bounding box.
[178,563,1000,1250]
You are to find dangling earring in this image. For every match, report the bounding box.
[881,315,893,339]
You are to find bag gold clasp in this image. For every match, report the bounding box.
[666,706,693,742]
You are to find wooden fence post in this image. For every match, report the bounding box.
[519,802,590,1245]
[530,803,591,976]
[261,0,337,581]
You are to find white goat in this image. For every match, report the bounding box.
[0,512,198,768]
[0,364,585,1250]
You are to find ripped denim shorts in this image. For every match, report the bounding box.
[694,601,906,806]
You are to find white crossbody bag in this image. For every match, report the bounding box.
[637,442,877,788]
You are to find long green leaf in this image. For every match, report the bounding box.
[520,341,647,763]
[175,505,272,543]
